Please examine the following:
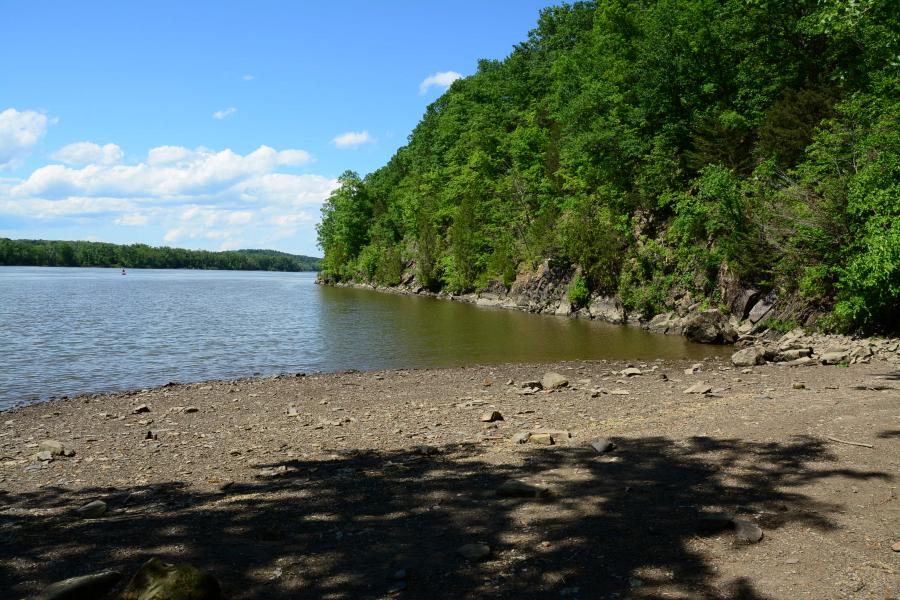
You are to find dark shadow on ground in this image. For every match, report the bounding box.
[0,435,890,599]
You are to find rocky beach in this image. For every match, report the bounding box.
[2,351,898,599]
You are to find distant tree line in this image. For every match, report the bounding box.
[0,238,321,272]
[318,0,899,334]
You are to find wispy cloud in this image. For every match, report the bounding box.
[331,130,373,149]
[0,108,54,170]
[419,71,462,94]
[242,74,255,81]
[212,107,237,120]
[51,142,123,166]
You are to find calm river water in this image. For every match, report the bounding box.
[0,267,726,409]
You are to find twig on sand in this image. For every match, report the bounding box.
[825,435,874,448]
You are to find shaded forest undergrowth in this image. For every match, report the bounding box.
[2,435,890,599]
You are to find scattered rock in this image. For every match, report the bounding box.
[521,380,542,390]
[733,518,764,543]
[38,570,122,600]
[145,430,158,440]
[590,438,616,454]
[511,432,531,444]
[132,404,150,414]
[39,439,65,455]
[529,433,554,445]
[74,500,107,518]
[120,558,224,600]
[480,411,503,423]
[183,406,200,414]
[496,479,552,499]
[610,389,630,395]
[792,382,806,390]
[457,543,491,561]
[621,367,642,377]
[820,351,849,365]
[541,372,569,390]
[784,356,814,367]
[683,382,712,394]
[731,347,765,367]
[33,450,54,462]
[891,541,900,552]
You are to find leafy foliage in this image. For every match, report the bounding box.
[317,0,899,333]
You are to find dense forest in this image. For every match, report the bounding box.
[0,238,321,272]
[317,0,899,333]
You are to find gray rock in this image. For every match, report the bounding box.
[731,289,760,320]
[132,404,150,414]
[775,348,812,362]
[588,295,626,324]
[731,347,765,367]
[748,290,777,323]
[74,500,107,518]
[733,519,764,543]
[183,406,199,413]
[647,312,681,335]
[39,439,66,456]
[38,570,122,600]
[683,309,737,344]
[521,380,542,389]
[820,351,849,365]
[621,367,642,377]
[120,558,224,600]
[784,356,814,367]
[457,543,491,561]
[541,372,568,390]
[590,438,616,454]
[34,450,54,462]
[529,432,554,445]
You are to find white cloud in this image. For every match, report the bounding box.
[51,142,123,166]
[331,130,373,149]
[419,71,462,94]
[242,74,255,81]
[212,107,237,120]
[0,108,52,170]
[0,142,336,253]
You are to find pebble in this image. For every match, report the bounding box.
[892,541,900,552]
[792,382,806,389]
[511,432,531,444]
[541,372,569,390]
[621,367,642,377]
[610,389,629,395]
[683,382,712,394]
[733,518,764,543]
[33,450,54,462]
[133,404,150,414]
[457,542,491,561]
[183,406,199,413]
[590,438,616,454]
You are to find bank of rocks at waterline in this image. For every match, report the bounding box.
[324,259,890,348]
[729,327,900,368]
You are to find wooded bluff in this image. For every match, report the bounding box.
[316,0,899,334]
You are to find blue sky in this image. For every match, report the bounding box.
[0,0,559,256]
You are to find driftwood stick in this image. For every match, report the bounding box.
[825,435,874,449]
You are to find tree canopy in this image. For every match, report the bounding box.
[318,0,899,333]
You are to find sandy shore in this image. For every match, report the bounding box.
[1,357,898,599]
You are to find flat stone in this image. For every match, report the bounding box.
[683,382,712,394]
[731,347,765,367]
[133,404,150,414]
[74,500,107,518]
[892,541,900,552]
[480,411,503,423]
[792,382,806,389]
[457,543,491,561]
[529,433,554,445]
[541,372,569,390]
[621,368,642,377]
[610,389,630,395]
[183,406,199,413]
[784,356,814,367]
[521,380,542,389]
[39,439,66,456]
[38,570,122,600]
[34,450,54,462]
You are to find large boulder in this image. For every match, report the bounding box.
[682,309,738,344]
[731,347,766,367]
[38,570,121,600]
[646,312,683,335]
[588,295,626,324]
[541,372,569,390]
[119,558,223,600]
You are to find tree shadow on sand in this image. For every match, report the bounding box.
[0,435,890,599]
